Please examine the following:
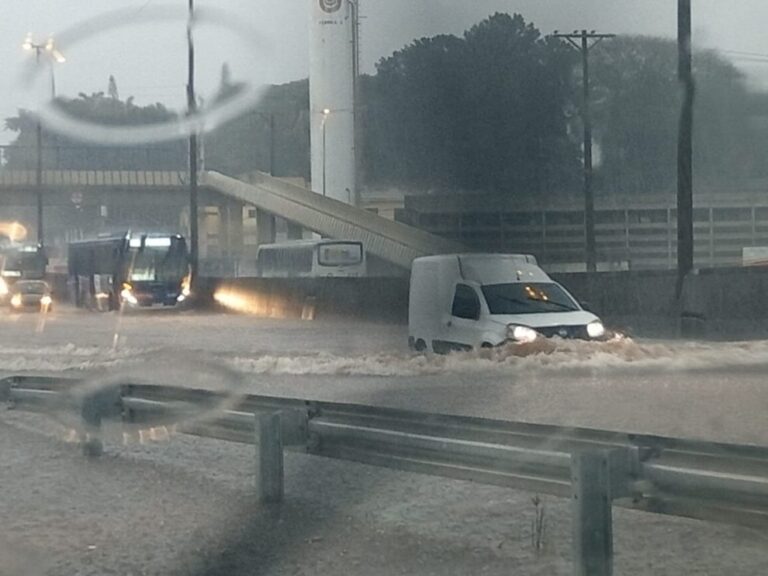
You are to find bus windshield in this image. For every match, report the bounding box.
[318,243,363,266]
[128,242,187,283]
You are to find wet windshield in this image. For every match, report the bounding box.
[482,282,579,314]
[14,281,48,294]
[129,245,187,283]
[2,2,768,576]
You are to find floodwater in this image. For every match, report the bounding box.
[2,306,767,444]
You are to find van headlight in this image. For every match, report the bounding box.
[587,320,606,339]
[507,324,538,343]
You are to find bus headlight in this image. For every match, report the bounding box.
[587,321,606,339]
[120,284,138,305]
[10,294,22,308]
[507,324,538,343]
[0,278,7,297]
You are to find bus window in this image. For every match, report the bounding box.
[318,243,363,266]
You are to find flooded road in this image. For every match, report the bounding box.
[1,307,767,444]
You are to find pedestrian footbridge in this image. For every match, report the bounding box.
[0,169,464,270]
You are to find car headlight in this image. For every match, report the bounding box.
[176,293,186,303]
[120,284,138,305]
[507,324,538,343]
[40,295,52,306]
[0,278,7,296]
[10,294,22,308]
[587,320,606,339]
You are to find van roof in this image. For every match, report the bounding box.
[413,254,551,284]
[414,253,537,265]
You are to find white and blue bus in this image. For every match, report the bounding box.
[256,240,366,278]
[68,232,190,310]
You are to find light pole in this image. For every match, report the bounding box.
[321,108,330,197]
[22,35,65,247]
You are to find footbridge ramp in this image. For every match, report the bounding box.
[203,171,465,269]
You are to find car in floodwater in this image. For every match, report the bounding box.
[8,280,53,312]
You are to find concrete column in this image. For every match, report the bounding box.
[256,209,276,246]
[286,221,304,240]
[223,200,244,259]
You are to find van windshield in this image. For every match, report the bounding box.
[482,283,579,314]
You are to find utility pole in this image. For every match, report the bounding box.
[268,113,275,176]
[349,0,362,206]
[187,0,199,289]
[677,0,694,294]
[553,30,615,273]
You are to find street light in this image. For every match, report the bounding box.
[321,108,330,197]
[22,34,65,246]
[23,35,65,97]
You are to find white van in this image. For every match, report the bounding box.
[408,254,605,353]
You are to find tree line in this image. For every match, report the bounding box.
[4,12,767,200]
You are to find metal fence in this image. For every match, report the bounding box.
[399,192,768,270]
[3,374,768,576]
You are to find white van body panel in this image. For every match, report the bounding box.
[408,254,603,352]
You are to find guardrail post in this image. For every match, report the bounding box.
[571,450,613,576]
[81,394,104,457]
[255,412,284,503]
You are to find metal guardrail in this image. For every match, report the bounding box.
[3,374,768,575]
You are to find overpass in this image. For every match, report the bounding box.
[0,169,464,270]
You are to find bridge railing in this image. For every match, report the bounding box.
[0,144,186,172]
[3,374,768,575]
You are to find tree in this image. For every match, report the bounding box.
[3,89,186,170]
[590,36,757,195]
[363,13,581,196]
[203,64,310,179]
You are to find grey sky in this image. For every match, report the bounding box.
[2,1,768,145]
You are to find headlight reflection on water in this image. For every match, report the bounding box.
[213,287,300,319]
